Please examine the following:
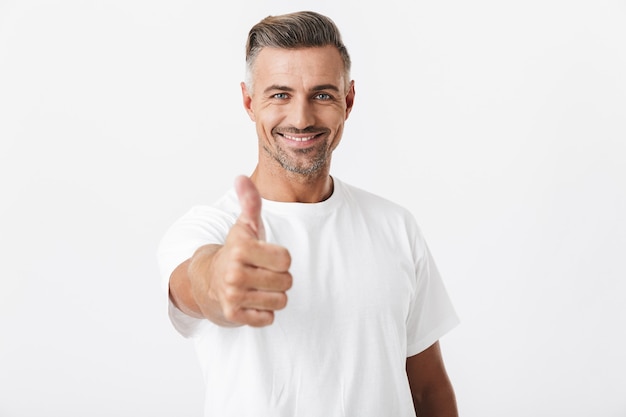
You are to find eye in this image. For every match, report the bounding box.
[314,93,332,100]
[272,93,289,99]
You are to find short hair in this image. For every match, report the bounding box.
[245,11,351,92]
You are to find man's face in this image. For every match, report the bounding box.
[242,46,355,178]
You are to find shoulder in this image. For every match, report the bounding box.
[335,178,426,246]
[336,178,415,219]
[162,188,240,241]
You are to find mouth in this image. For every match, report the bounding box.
[281,133,320,142]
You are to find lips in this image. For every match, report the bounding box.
[282,133,319,142]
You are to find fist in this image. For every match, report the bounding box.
[205,176,292,327]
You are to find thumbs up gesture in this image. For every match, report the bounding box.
[233,174,267,242]
[188,176,292,327]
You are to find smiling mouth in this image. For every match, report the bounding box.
[281,133,320,142]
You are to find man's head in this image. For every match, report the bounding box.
[241,11,355,183]
[244,11,351,94]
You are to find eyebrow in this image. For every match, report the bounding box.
[263,84,341,94]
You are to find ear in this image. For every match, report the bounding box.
[241,82,255,122]
[344,80,355,120]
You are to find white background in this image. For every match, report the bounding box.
[1,1,625,416]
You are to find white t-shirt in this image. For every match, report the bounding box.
[158,177,459,417]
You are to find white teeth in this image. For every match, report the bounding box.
[283,134,316,142]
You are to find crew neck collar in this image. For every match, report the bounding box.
[260,176,343,217]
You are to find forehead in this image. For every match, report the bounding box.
[252,46,347,90]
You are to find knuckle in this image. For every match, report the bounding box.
[224,269,245,286]
[237,309,271,327]
[222,286,242,305]
[222,305,237,322]
[228,244,246,263]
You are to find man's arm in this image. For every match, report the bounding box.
[168,176,292,328]
[169,244,232,325]
[406,341,458,417]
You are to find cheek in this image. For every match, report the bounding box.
[331,126,344,146]
[257,107,285,129]
[322,104,348,123]
[254,114,281,140]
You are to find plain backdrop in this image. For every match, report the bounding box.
[1,1,625,416]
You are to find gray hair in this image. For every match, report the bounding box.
[244,11,351,93]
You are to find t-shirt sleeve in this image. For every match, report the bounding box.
[157,205,235,338]
[405,224,460,357]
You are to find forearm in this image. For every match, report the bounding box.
[168,244,238,326]
[407,342,458,417]
[412,380,458,417]
[169,258,203,318]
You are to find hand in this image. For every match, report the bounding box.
[190,176,292,327]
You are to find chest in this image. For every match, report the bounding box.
[265,211,416,328]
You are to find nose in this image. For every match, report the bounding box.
[288,96,316,130]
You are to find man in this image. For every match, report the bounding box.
[158,10,459,416]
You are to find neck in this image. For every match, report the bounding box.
[250,166,334,203]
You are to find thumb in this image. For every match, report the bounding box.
[234,175,266,241]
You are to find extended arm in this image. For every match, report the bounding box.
[168,176,292,328]
[406,341,458,417]
[169,244,232,325]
